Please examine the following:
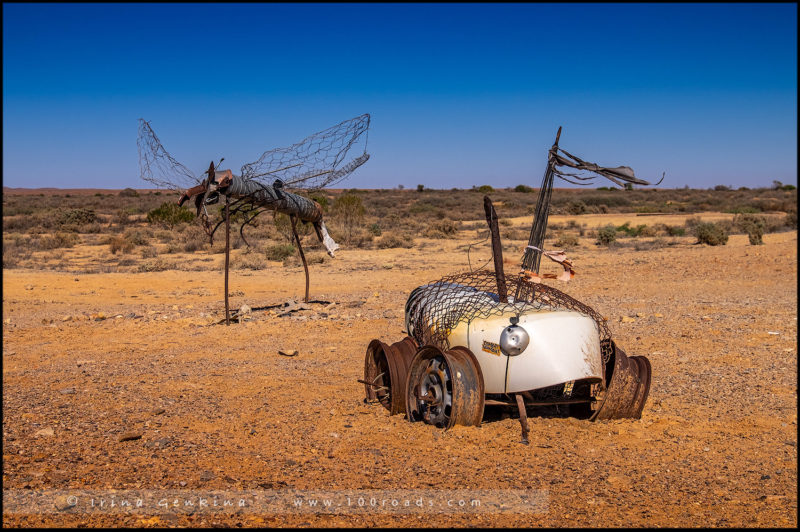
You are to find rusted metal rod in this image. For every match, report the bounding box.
[483,196,508,303]
[290,215,310,303]
[515,393,530,445]
[224,194,231,326]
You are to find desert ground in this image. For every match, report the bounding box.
[2,206,797,527]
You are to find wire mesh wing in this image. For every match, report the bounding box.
[550,147,664,187]
[137,119,200,191]
[239,113,370,190]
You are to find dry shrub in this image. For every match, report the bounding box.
[331,193,365,243]
[596,225,617,246]
[273,212,314,243]
[234,253,267,270]
[785,210,797,230]
[567,201,587,215]
[501,228,528,241]
[633,238,676,251]
[377,233,415,249]
[424,219,461,238]
[123,227,152,246]
[147,202,194,228]
[57,208,97,227]
[265,244,295,261]
[335,227,373,249]
[140,246,158,259]
[693,222,728,246]
[733,213,766,245]
[283,252,326,267]
[179,224,209,252]
[138,257,177,272]
[109,235,134,255]
[39,232,80,250]
[554,233,579,248]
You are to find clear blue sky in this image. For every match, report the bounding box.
[3,3,797,190]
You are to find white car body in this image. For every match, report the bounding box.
[446,307,603,394]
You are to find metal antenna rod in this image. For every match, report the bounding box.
[517,127,562,297]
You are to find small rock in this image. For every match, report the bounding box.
[118,432,142,442]
[151,408,166,416]
[620,316,635,323]
[59,388,75,395]
[383,310,396,319]
[62,315,72,322]
[636,312,646,318]
[701,316,712,321]
[54,495,77,511]
[35,427,55,437]
[653,313,664,318]
[25,285,34,290]
[199,470,215,482]
[146,437,171,449]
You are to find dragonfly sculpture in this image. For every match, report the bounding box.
[137,114,371,321]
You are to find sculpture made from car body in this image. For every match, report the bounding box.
[363,270,651,432]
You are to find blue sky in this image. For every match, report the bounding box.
[3,3,797,190]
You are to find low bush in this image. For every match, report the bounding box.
[39,232,81,250]
[235,253,267,270]
[377,233,415,249]
[596,225,617,246]
[567,201,587,215]
[785,210,797,230]
[694,222,728,246]
[140,246,158,259]
[123,227,152,246]
[147,202,195,228]
[425,219,460,238]
[554,233,579,248]
[138,258,177,272]
[733,213,766,245]
[109,235,135,254]
[265,244,296,261]
[57,208,97,227]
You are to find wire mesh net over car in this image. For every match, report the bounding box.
[405,269,613,362]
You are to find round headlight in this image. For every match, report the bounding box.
[499,323,529,356]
